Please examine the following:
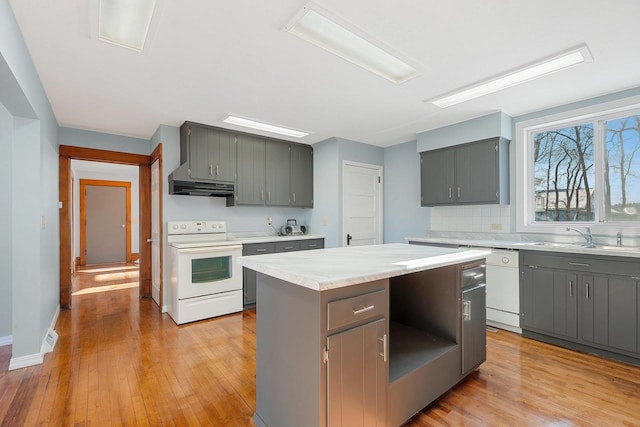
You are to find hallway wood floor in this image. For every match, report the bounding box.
[1,264,640,426]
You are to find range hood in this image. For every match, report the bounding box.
[168,162,235,197]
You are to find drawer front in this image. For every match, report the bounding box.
[243,242,276,256]
[521,250,640,276]
[299,238,324,251]
[275,241,301,252]
[327,290,386,331]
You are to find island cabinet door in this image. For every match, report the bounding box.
[327,318,386,427]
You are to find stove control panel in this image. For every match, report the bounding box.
[167,220,227,235]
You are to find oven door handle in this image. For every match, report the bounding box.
[177,245,243,254]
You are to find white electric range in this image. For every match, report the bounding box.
[167,220,243,325]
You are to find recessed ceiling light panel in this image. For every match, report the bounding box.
[284,2,420,84]
[99,0,157,52]
[223,115,310,138]
[428,45,593,108]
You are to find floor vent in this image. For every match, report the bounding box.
[43,329,58,353]
[486,326,499,333]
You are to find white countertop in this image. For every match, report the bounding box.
[228,234,324,244]
[238,243,490,291]
[406,236,640,258]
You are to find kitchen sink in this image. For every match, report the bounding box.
[586,245,640,252]
[525,242,640,253]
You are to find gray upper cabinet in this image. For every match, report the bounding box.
[265,141,291,206]
[421,137,509,206]
[290,144,314,207]
[183,122,236,182]
[420,149,455,205]
[236,134,266,205]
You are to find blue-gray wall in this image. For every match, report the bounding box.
[59,127,151,155]
[1,0,60,362]
[383,140,430,243]
[309,137,384,248]
[0,101,12,340]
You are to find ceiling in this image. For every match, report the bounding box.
[7,0,640,147]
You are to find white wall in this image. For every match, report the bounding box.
[71,161,140,257]
[59,127,150,155]
[383,140,430,243]
[0,101,12,341]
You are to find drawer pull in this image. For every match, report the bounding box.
[632,277,640,280]
[256,249,267,253]
[308,244,317,248]
[353,305,375,315]
[569,262,590,267]
[569,280,573,297]
[585,283,590,300]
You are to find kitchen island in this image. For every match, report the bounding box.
[239,243,490,427]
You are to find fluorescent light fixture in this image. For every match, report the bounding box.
[223,115,309,138]
[99,0,157,52]
[283,2,419,84]
[429,45,593,108]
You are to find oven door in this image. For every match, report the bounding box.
[175,245,242,299]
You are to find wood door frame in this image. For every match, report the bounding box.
[79,179,132,266]
[59,145,161,308]
[150,143,164,311]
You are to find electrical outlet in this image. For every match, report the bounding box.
[491,223,502,231]
[322,217,328,226]
[267,217,272,226]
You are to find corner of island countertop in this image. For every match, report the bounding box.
[238,243,490,291]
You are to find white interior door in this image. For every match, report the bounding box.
[151,159,161,307]
[343,162,382,247]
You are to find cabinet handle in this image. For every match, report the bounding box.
[284,246,294,250]
[308,244,317,248]
[463,300,471,321]
[457,187,461,198]
[268,191,271,201]
[256,249,267,253]
[293,192,296,203]
[261,191,264,201]
[448,187,452,199]
[216,165,219,176]
[569,262,590,267]
[632,277,640,280]
[585,283,590,300]
[209,164,213,175]
[379,334,388,362]
[569,280,573,297]
[353,305,375,315]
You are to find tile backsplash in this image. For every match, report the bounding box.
[430,205,511,233]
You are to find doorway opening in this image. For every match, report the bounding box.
[59,144,163,310]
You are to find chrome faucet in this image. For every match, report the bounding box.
[617,231,623,247]
[566,227,595,248]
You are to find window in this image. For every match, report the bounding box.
[516,98,640,232]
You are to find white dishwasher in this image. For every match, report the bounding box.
[485,249,521,333]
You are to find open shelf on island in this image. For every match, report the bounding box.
[389,321,458,383]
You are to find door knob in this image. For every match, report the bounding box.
[347,234,352,246]
[147,238,153,243]
[121,224,126,228]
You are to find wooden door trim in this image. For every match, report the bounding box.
[79,179,132,266]
[59,145,152,308]
[150,143,164,311]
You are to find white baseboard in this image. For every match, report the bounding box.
[162,305,168,313]
[8,305,60,371]
[0,335,12,347]
[8,352,44,370]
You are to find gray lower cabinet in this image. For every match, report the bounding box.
[327,318,386,427]
[243,238,324,306]
[582,275,638,353]
[520,251,640,364]
[420,137,509,206]
[520,267,578,339]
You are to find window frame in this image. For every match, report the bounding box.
[516,95,640,234]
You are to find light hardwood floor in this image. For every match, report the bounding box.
[1,264,639,426]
